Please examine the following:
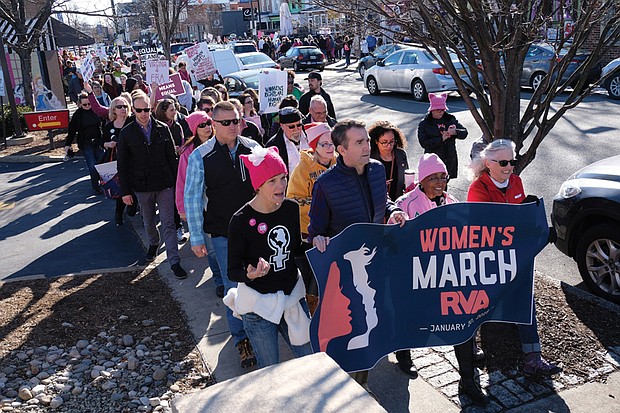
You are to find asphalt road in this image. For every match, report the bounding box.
[318,68,620,289]
[0,160,145,281]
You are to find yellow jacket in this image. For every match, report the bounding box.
[286,149,337,234]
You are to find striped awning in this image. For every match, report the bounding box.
[0,18,56,51]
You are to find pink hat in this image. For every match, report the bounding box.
[241,146,288,190]
[304,122,331,150]
[417,153,448,181]
[185,111,211,136]
[428,93,448,111]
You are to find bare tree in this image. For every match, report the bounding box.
[149,0,190,62]
[316,0,620,173]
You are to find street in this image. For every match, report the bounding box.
[318,68,620,289]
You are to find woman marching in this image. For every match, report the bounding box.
[368,120,409,201]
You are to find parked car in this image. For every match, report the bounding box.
[222,69,262,98]
[237,52,279,70]
[601,57,620,99]
[170,42,194,60]
[357,43,408,78]
[364,47,478,101]
[278,46,326,72]
[230,41,258,54]
[551,155,620,304]
[521,43,601,90]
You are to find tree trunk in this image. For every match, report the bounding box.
[15,48,34,108]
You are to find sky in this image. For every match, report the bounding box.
[62,0,126,26]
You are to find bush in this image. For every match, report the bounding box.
[1,104,33,136]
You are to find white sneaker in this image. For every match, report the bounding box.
[177,228,187,244]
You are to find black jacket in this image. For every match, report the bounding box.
[265,130,291,173]
[65,108,104,149]
[298,88,336,119]
[417,112,467,178]
[370,146,409,201]
[117,118,178,195]
[302,113,337,128]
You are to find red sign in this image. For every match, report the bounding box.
[24,110,70,131]
[154,73,185,101]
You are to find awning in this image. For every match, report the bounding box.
[51,18,94,47]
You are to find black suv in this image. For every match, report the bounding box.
[551,155,620,303]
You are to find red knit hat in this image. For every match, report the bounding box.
[240,146,288,190]
[304,122,331,150]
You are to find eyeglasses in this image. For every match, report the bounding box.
[134,107,151,113]
[317,142,334,148]
[491,159,517,167]
[203,107,213,113]
[115,105,128,109]
[213,118,240,126]
[197,121,212,128]
[426,174,449,182]
[285,123,303,129]
[378,140,395,147]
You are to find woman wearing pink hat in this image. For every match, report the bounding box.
[287,122,337,313]
[225,146,313,368]
[417,92,468,180]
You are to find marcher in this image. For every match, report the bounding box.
[117,91,188,279]
[265,107,308,173]
[91,81,111,107]
[184,101,259,368]
[224,146,313,368]
[64,93,105,194]
[418,93,468,179]
[298,71,336,119]
[102,73,122,100]
[343,36,352,68]
[308,119,407,395]
[302,95,337,127]
[368,121,409,201]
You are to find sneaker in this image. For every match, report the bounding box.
[171,263,187,279]
[145,244,158,262]
[177,228,187,244]
[215,285,225,298]
[523,352,563,377]
[237,338,257,368]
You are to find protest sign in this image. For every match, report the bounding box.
[307,201,549,373]
[154,73,184,100]
[258,70,287,113]
[145,60,170,85]
[79,55,96,83]
[184,42,216,80]
[137,46,158,61]
[95,45,108,60]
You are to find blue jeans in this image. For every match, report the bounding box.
[82,144,104,190]
[211,236,247,346]
[518,301,541,353]
[204,233,223,288]
[242,299,313,368]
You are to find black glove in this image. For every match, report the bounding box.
[522,194,540,206]
[548,226,557,244]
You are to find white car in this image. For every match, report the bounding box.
[601,57,620,99]
[237,52,279,70]
[364,47,477,101]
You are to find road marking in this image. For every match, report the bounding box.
[0,201,15,210]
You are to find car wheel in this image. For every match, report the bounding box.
[366,76,381,95]
[530,72,546,91]
[293,62,300,72]
[411,79,427,101]
[359,65,366,78]
[607,72,620,100]
[576,223,620,304]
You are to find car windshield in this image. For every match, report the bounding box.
[239,54,272,64]
[235,45,256,53]
[171,43,192,55]
[240,74,259,89]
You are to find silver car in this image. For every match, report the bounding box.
[237,52,279,70]
[364,47,474,101]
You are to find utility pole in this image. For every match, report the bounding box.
[0,37,24,139]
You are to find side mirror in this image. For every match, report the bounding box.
[377,60,385,67]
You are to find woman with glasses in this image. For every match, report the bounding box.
[286,123,337,314]
[239,92,265,137]
[64,93,106,194]
[102,96,137,225]
[368,120,409,201]
[418,92,468,180]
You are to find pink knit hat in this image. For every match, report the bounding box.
[417,153,448,181]
[428,93,448,111]
[304,122,331,150]
[184,111,211,136]
[241,146,288,190]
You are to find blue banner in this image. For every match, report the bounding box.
[307,201,549,372]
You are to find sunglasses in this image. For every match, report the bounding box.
[426,174,449,182]
[213,118,240,126]
[134,107,151,113]
[285,123,303,129]
[81,103,91,107]
[115,105,128,109]
[316,142,334,148]
[197,121,212,128]
[202,107,213,113]
[491,159,517,167]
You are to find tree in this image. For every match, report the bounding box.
[149,0,189,62]
[316,0,620,173]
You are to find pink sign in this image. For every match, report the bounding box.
[155,73,184,100]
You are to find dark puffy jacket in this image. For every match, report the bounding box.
[308,157,397,240]
[117,118,178,195]
[417,112,467,178]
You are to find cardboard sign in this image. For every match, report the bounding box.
[184,42,216,80]
[145,60,170,85]
[154,73,184,100]
[80,55,96,83]
[24,110,70,131]
[307,201,548,372]
[258,69,288,114]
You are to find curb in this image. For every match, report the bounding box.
[0,155,65,163]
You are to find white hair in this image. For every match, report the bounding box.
[309,95,327,109]
[468,139,516,180]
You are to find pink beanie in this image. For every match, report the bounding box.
[304,122,331,150]
[428,93,448,111]
[417,153,448,181]
[185,111,211,136]
[241,146,288,190]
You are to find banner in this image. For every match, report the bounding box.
[307,201,549,373]
[184,42,216,80]
[154,73,184,100]
[258,69,288,114]
[145,60,170,85]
